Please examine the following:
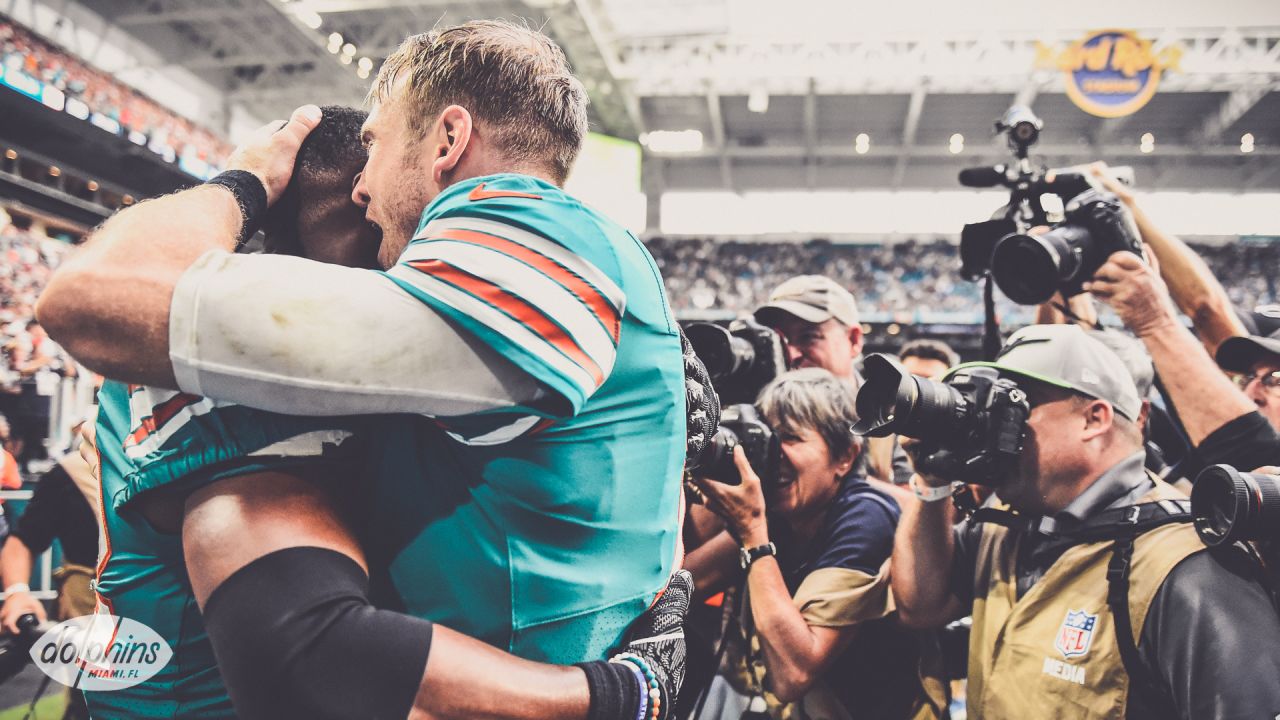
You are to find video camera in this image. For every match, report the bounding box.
[852,354,1029,485]
[959,105,1143,305]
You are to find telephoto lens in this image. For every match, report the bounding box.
[851,354,971,439]
[1191,464,1280,547]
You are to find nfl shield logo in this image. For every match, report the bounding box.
[1055,609,1097,659]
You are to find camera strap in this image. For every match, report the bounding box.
[972,500,1192,704]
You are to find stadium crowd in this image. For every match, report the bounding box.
[0,215,78,474]
[1,19,231,169]
[646,235,1280,324]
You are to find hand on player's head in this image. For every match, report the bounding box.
[227,105,324,205]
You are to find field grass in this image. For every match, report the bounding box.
[0,691,67,720]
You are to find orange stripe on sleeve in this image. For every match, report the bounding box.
[432,228,621,343]
[407,259,605,386]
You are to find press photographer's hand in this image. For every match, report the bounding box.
[899,436,959,489]
[694,446,769,546]
[0,590,45,635]
[1085,245,1180,337]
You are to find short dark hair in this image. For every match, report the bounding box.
[261,106,369,256]
[898,338,958,368]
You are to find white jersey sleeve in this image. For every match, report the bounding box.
[168,250,546,416]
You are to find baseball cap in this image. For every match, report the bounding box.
[1215,327,1280,374]
[754,275,859,327]
[943,324,1142,421]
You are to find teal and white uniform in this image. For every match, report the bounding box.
[366,174,686,662]
[93,171,685,715]
[88,381,354,719]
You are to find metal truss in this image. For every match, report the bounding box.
[618,27,1280,96]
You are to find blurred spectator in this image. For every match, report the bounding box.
[1,19,231,169]
[1,445,98,720]
[1,216,81,470]
[898,338,959,379]
[0,413,26,540]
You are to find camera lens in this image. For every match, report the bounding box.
[1191,464,1280,546]
[853,354,969,441]
[684,322,754,383]
[990,226,1090,305]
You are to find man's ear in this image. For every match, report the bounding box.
[431,105,473,183]
[847,321,864,357]
[1081,399,1114,441]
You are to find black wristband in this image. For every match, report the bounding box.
[206,170,268,250]
[577,660,642,720]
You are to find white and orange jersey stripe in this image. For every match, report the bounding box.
[388,216,625,403]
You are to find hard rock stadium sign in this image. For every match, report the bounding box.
[1036,29,1183,118]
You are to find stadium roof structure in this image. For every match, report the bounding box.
[60,0,1280,193]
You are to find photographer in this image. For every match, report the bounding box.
[692,369,932,720]
[890,324,1280,719]
[754,276,913,490]
[1085,249,1280,471]
[1086,163,1247,356]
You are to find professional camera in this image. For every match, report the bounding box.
[851,354,1029,485]
[1191,465,1280,547]
[959,105,1142,305]
[0,614,43,685]
[684,318,787,406]
[695,403,781,489]
[989,190,1144,304]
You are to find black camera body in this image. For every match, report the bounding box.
[989,189,1144,305]
[958,105,1141,306]
[0,613,42,686]
[696,403,781,489]
[683,318,787,406]
[852,354,1029,485]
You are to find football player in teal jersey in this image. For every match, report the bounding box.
[47,19,698,716]
[81,100,693,720]
[85,106,378,718]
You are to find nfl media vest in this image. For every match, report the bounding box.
[966,480,1204,719]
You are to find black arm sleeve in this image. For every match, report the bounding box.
[1189,410,1280,473]
[1136,549,1280,720]
[201,546,433,720]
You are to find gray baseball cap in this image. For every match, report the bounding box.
[754,275,859,327]
[1215,328,1280,374]
[943,324,1142,421]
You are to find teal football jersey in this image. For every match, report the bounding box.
[372,174,686,663]
[87,381,354,718]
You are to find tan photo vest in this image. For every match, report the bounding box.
[966,480,1204,719]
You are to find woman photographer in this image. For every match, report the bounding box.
[689,368,937,720]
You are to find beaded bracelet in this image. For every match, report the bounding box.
[612,653,661,720]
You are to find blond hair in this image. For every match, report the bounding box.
[370,20,589,184]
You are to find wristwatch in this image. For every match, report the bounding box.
[911,476,957,503]
[739,542,777,569]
